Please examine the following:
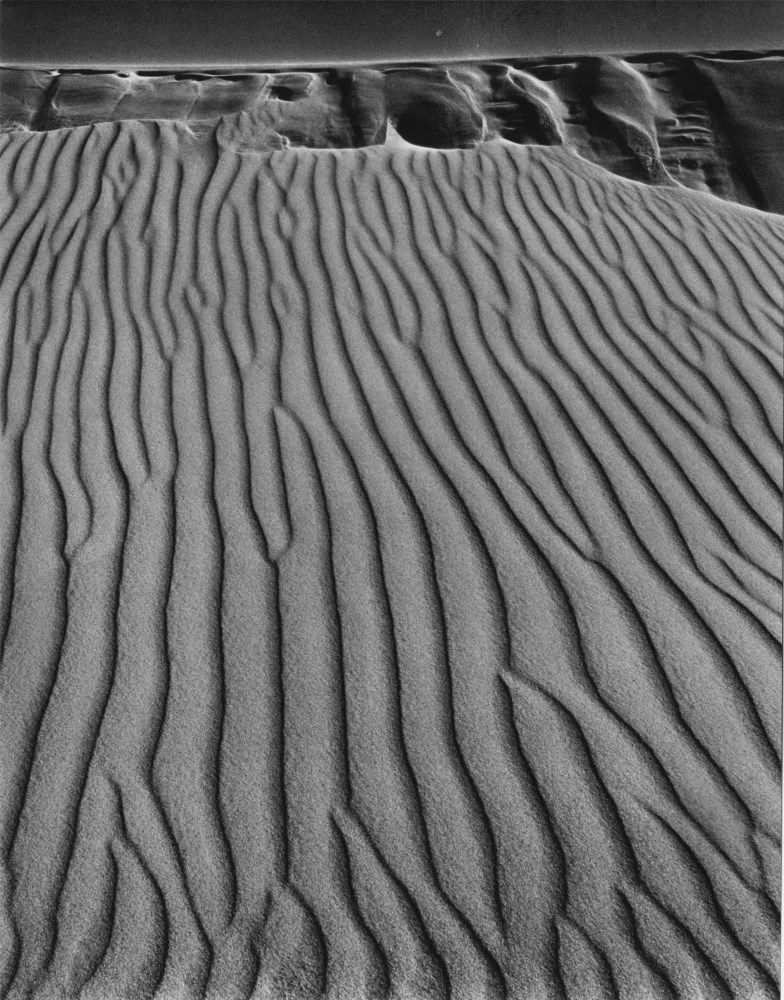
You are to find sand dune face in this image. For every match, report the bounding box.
[2,55,784,212]
[0,117,781,1000]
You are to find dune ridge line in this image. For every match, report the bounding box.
[3,56,784,215]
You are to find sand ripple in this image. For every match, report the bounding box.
[0,120,781,999]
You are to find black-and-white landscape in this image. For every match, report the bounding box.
[0,4,781,998]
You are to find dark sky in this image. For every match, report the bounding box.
[2,1,783,69]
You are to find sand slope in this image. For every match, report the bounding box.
[0,120,781,999]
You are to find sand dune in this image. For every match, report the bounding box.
[2,55,784,212]
[0,114,781,1000]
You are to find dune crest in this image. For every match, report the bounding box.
[0,115,781,999]
[2,54,784,211]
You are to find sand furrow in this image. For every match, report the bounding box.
[0,120,780,999]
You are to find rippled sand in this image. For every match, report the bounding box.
[0,79,781,1000]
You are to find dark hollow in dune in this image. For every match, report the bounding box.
[392,96,482,148]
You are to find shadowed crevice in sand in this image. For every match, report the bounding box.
[0,118,781,999]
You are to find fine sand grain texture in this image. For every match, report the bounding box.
[0,115,781,1000]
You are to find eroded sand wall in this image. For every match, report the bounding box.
[3,56,784,213]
